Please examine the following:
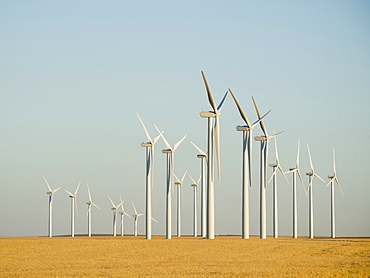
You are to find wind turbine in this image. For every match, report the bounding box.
[65,182,80,237]
[118,196,131,237]
[86,183,100,237]
[108,196,123,237]
[190,141,207,238]
[155,125,186,239]
[132,201,144,237]
[306,144,325,239]
[137,113,163,240]
[326,149,344,239]
[285,139,306,238]
[252,96,282,239]
[43,177,61,238]
[173,170,187,237]
[199,71,228,239]
[268,134,289,238]
[189,174,201,237]
[229,89,270,239]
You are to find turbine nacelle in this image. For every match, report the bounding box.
[46,192,52,195]
[86,202,92,205]
[141,142,152,147]
[161,149,173,154]
[236,126,252,132]
[174,182,181,186]
[191,184,198,187]
[269,163,278,167]
[197,154,207,158]
[306,172,313,176]
[328,175,335,179]
[199,111,219,118]
[254,136,267,142]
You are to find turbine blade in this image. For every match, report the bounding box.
[333,148,336,175]
[151,217,158,223]
[181,169,187,183]
[314,173,326,183]
[92,202,100,209]
[153,131,163,145]
[173,135,187,151]
[75,197,79,218]
[214,116,221,181]
[125,212,131,218]
[188,174,196,185]
[201,71,217,113]
[274,132,279,163]
[87,183,92,202]
[268,169,277,183]
[217,91,228,112]
[173,172,181,183]
[251,96,268,137]
[43,177,52,192]
[296,139,300,168]
[251,110,271,128]
[278,165,289,183]
[131,201,137,215]
[65,189,74,196]
[307,144,314,172]
[297,169,306,194]
[154,125,172,150]
[335,177,344,196]
[197,175,201,185]
[74,182,81,196]
[53,187,61,193]
[190,141,206,156]
[108,196,116,208]
[137,113,153,143]
[228,89,251,126]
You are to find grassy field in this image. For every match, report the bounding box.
[1,236,369,277]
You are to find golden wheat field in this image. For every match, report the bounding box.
[0,236,369,277]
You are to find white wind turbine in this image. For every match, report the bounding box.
[252,97,282,239]
[43,177,61,238]
[131,201,144,237]
[306,144,326,239]
[268,134,289,239]
[137,113,163,240]
[199,71,228,239]
[190,141,207,238]
[86,183,100,237]
[189,174,201,237]
[65,182,81,237]
[229,89,270,239]
[118,195,131,237]
[155,125,186,239]
[108,196,123,237]
[285,139,306,238]
[326,149,344,239]
[173,170,187,237]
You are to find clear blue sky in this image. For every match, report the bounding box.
[1,0,369,237]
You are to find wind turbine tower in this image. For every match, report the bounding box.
[137,113,162,240]
[285,139,306,238]
[173,170,187,237]
[199,71,228,239]
[65,182,80,237]
[43,177,61,238]
[190,141,207,238]
[118,197,131,236]
[268,134,289,239]
[189,174,201,237]
[155,125,186,239]
[326,149,344,239]
[108,197,123,237]
[132,201,144,236]
[86,183,100,237]
[229,89,270,239]
[306,144,325,239]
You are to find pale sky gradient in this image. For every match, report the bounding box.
[1,1,369,237]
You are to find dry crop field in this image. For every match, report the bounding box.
[1,236,369,277]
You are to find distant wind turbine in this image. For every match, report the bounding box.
[137,113,162,240]
[43,177,61,238]
[118,195,131,237]
[131,201,143,237]
[306,144,326,239]
[229,89,270,239]
[268,134,289,238]
[108,196,123,237]
[252,96,282,239]
[173,170,187,237]
[326,149,344,239]
[199,71,228,239]
[190,141,207,238]
[155,125,186,239]
[65,182,80,237]
[285,139,306,238]
[86,183,100,237]
[189,174,201,237]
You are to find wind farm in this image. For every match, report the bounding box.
[1,1,369,277]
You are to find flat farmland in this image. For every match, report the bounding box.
[1,236,369,277]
